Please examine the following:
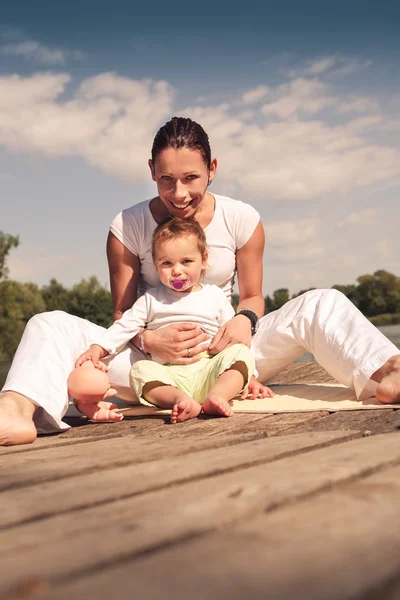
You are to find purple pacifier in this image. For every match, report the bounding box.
[169,276,190,291]
[172,279,185,290]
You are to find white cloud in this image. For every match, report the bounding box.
[0,68,399,203]
[0,39,86,65]
[0,72,175,180]
[302,57,336,76]
[264,219,318,245]
[329,58,373,78]
[336,97,380,115]
[372,239,392,262]
[338,208,377,227]
[289,56,373,80]
[276,243,324,263]
[241,85,269,105]
[260,78,335,120]
[8,244,78,281]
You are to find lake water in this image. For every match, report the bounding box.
[296,323,400,363]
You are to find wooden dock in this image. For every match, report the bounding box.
[1,363,400,600]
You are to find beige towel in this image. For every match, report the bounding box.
[117,383,394,416]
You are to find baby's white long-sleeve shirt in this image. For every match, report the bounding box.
[93,284,235,363]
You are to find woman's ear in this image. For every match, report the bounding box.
[148,159,156,181]
[208,158,217,185]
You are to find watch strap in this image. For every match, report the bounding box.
[233,309,259,335]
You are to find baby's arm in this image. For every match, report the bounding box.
[92,294,149,357]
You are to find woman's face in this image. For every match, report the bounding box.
[149,147,217,219]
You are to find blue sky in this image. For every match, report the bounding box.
[1,0,399,295]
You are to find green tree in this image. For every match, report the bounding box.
[231,293,239,311]
[292,287,316,298]
[356,270,400,316]
[273,288,290,310]
[0,280,46,360]
[69,276,113,327]
[42,278,72,313]
[0,231,19,281]
[332,284,359,308]
[264,288,290,313]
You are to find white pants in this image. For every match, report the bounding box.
[2,289,398,433]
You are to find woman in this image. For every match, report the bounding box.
[1,117,399,446]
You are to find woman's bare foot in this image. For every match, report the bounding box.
[0,391,37,446]
[170,396,201,423]
[76,401,124,422]
[374,355,400,404]
[202,393,233,417]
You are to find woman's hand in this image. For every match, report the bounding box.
[241,376,275,400]
[144,324,210,364]
[208,315,252,355]
[75,345,108,369]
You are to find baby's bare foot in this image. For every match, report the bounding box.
[76,401,124,422]
[171,397,201,423]
[202,394,233,417]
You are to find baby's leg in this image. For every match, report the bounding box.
[142,382,201,424]
[202,366,245,417]
[200,345,255,418]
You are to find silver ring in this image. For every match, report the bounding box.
[187,348,192,358]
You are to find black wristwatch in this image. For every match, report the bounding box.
[233,309,259,335]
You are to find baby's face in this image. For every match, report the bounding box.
[154,235,207,293]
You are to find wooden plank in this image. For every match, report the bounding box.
[2,432,400,595]
[32,455,400,600]
[128,413,275,439]
[61,413,169,439]
[0,431,353,529]
[0,429,283,492]
[0,433,123,456]
[60,412,273,442]
[259,411,330,436]
[282,408,397,435]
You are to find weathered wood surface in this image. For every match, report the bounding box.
[45,460,400,600]
[0,431,353,529]
[2,363,400,600]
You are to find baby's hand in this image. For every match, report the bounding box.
[241,375,275,400]
[75,345,107,369]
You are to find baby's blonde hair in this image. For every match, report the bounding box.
[152,216,208,261]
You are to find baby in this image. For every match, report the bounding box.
[75,217,273,423]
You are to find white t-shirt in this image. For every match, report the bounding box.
[94,284,235,364]
[109,194,260,300]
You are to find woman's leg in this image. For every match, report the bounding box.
[370,355,400,404]
[1,309,152,445]
[252,289,400,401]
[0,310,134,445]
[0,392,37,446]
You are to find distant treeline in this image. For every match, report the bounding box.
[0,276,113,361]
[1,231,400,362]
[1,270,400,362]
